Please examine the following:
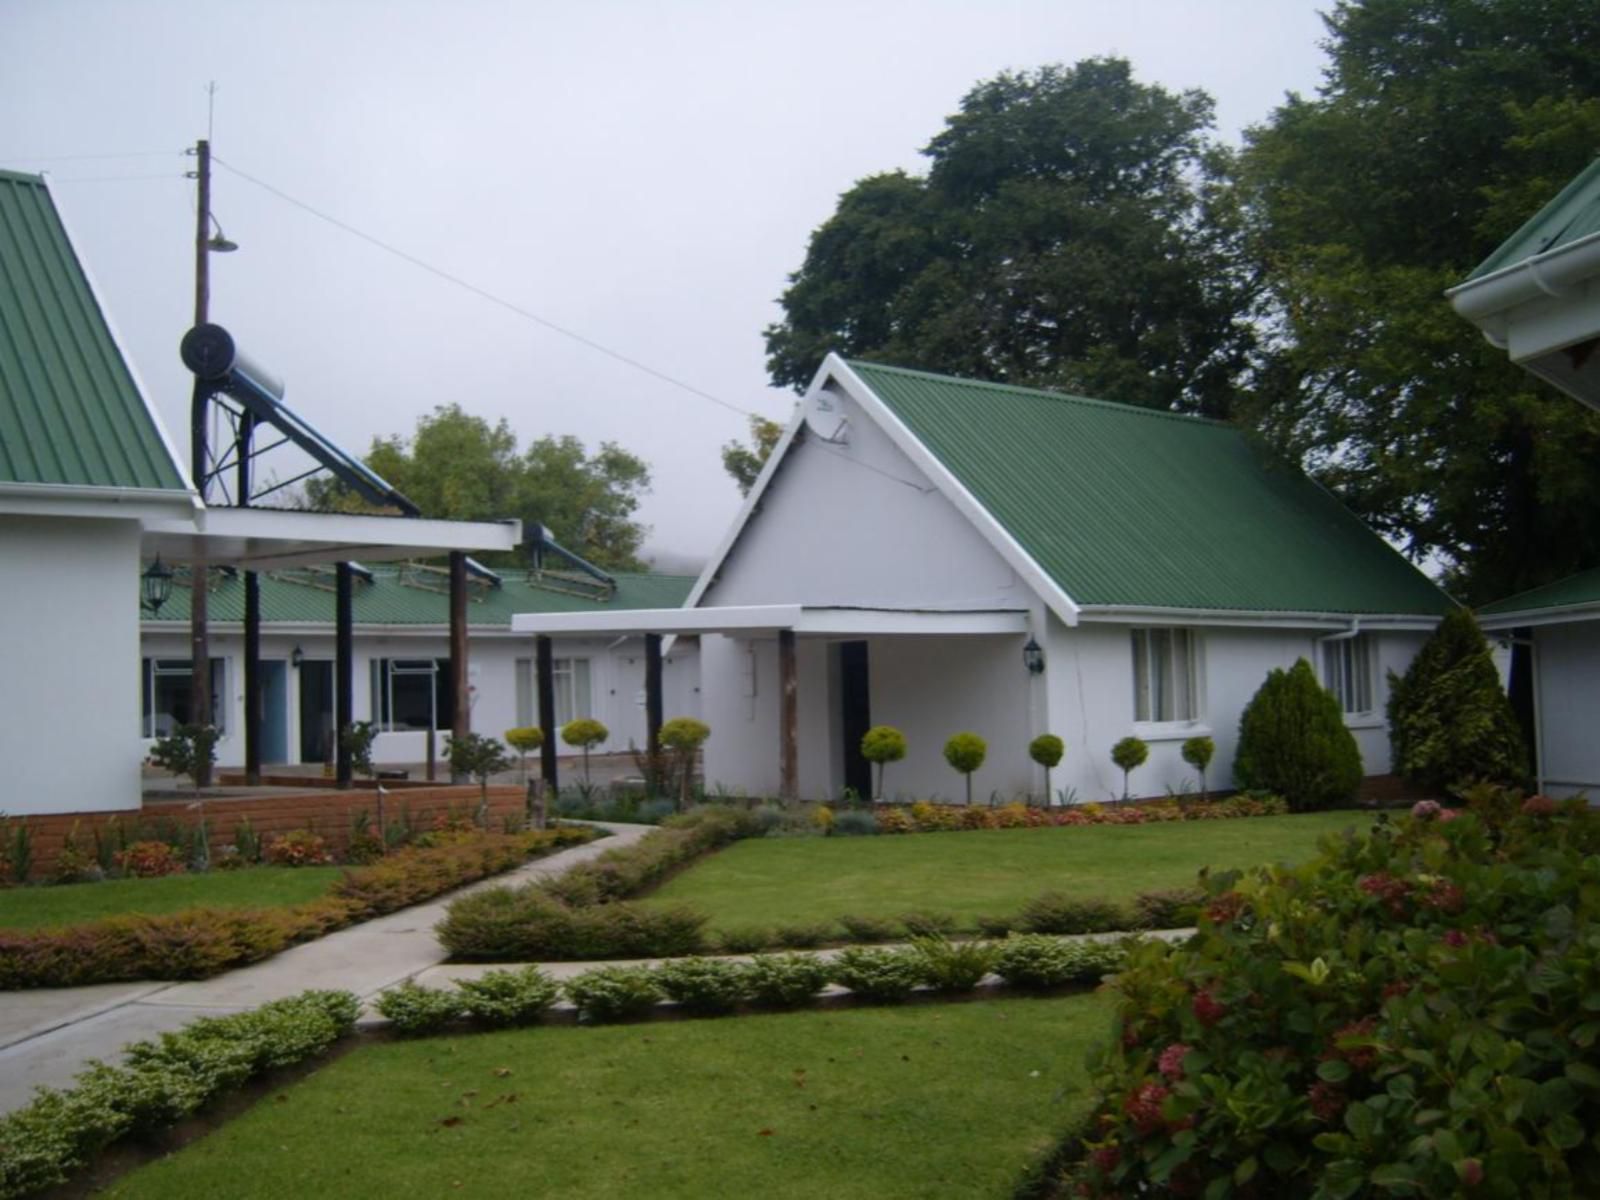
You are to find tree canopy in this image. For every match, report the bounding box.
[765,58,1256,416]
[1237,0,1600,602]
[305,404,652,571]
[720,416,784,496]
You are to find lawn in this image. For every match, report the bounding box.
[105,993,1110,1199]
[0,866,345,930]
[642,810,1365,932]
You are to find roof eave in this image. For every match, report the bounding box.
[1447,229,1600,346]
[1077,604,1448,631]
[1478,601,1600,630]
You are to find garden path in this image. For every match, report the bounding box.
[0,820,651,1116]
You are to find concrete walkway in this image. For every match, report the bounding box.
[0,821,650,1116]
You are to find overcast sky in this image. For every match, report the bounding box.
[2,0,1333,564]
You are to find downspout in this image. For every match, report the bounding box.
[1500,634,1546,795]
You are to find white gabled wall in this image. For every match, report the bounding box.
[2,516,144,813]
[1530,622,1600,796]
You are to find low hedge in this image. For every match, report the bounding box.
[0,827,596,990]
[0,989,359,1198]
[871,793,1288,834]
[1063,797,1600,1198]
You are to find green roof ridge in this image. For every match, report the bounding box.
[1466,157,1600,282]
[1479,565,1600,616]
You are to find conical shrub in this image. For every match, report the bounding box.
[1234,658,1362,811]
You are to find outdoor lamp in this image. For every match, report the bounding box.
[290,645,304,669]
[206,215,238,254]
[1022,637,1045,676]
[140,555,174,615]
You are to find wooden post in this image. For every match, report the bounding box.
[645,632,663,792]
[243,570,260,784]
[537,635,559,794]
[449,551,469,782]
[335,563,353,788]
[188,138,213,788]
[779,629,798,802]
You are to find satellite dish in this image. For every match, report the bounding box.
[802,384,851,444]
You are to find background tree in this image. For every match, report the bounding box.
[766,58,1256,416]
[1237,0,1600,602]
[721,416,784,497]
[306,404,652,571]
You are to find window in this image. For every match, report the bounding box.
[141,658,226,736]
[370,658,454,732]
[512,656,592,727]
[1131,629,1198,722]
[1322,634,1374,715]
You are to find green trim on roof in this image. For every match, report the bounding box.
[1479,566,1600,617]
[1466,158,1600,283]
[0,172,187,491]
[141,567,696,627]
[848,361,1452,617]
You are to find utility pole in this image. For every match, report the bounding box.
[189,137,213,787]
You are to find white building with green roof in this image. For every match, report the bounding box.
[516,356,1454,803]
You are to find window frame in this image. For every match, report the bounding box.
[141,657,227,737]
[370,657,454,733]
[1130,628,1201,726]
[1321,633,1376,717]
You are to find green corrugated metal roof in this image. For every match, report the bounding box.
[849,361,1452,616]
[1466,158,1600,282]
[1479,566,1600,617]
[142,566,696,627]
[0,169,186,491]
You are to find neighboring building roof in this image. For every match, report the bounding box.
[1478,566,1600,622]
[847,361,1453,617]
[141,565,697,629]
[0,170,188,492]
[1466,158,1600,283]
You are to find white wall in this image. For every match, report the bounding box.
[2,516,144,813]
[1532,622,1600,797]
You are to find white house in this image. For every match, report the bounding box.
[138,566,700,770]
[0,169,517,815]
[1451,157,1600,799]
[515,357,1454,803]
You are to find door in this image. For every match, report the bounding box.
[261,660,289,764]
[839,641,872,799]
[298,660,335,764]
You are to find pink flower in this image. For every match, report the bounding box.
[1411,800,1442,820]
[1122,1082,1171,1135]
[1457,1158,1484,1187]
[1443,928,1468,948]
[1192,989,1227,1027]
[1437,806,1462,823]
[1157,1042,1192,1080]
[1522,794,1557,816]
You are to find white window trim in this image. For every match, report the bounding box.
[1320,633,1378,723]
[1131,627,1204,724]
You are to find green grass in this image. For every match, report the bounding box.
[105,994,1110,1199]
[0,867,345,930]
[643,810,1365,932]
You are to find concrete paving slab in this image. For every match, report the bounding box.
[0,982,173,1050]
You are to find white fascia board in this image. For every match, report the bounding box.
[514,605,804,637]
[141,620,583,640]
[141,508,521,569]
[0,481,197,521]
[44,175,203,507]
[794,608,1030,636]
[1076,605,1447,632]
[1477,603,1600,631]
[825,356,1082,628]
[1448,231,1600,347]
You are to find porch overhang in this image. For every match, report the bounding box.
[509,604,1032,638]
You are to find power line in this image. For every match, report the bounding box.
[0,150,181,164]
[47,172,184,184]
[211,155,764,421]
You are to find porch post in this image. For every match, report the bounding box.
[335,563,353,788]
[449,551,469,782]
[537,634,559,793]
[645,632,664,760]
[778,628,798,802]
[243,570,261,784]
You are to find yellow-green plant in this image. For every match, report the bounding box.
[943,733,987,806]
[504,726,544,782]
[1110,736,1148,801]
[1029,733,1065,806]
[860,725,907,800]
[1181,735,1215,801]
[659,717,711,809]
[560,718,608,784]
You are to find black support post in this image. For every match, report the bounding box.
[243,570,261,784]
[537,635,558,794]
[336,563,354,788]
[645,632,664,791]
[449,551,470,783]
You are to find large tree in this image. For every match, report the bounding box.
[765,58,1256,416]
[1238,0,1600,602]
[305,404,652,571]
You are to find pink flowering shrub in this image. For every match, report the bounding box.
[871,792,1287,835]
[1064,800,1600,1197]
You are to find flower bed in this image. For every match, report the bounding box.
[0,989,360,1199]
[0,827,597,990]
[1063,795,1600,1197]
[869,793,1287,834]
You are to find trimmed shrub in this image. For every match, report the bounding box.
[1018,892,1131,935]
[838,913,900,943]
[898,909,958,938]
[911,934,998,992]
[374,981,466,1036]
[744,952,832,1007]
[831,809,878,836]
[1110,736,1149,801]
[1388,606,1529,793]
[564,965,662,1023]
[860,725,908,799]
[1234,657,1362,810]
[1129,886,1204,930]
[1180,735,1214,799]
[716,925,773,954]
[265,829,332,867]
[659,717,711,809]
[437,887,708,961]
[943,733,987,805]
[654,957,753,1013]
[772,920,836,949]
[830,946,925,1002]
[1062,806,1600,1197]
[453,966,560,1028]
[992,935,1128,989]
[1030,733,1065,804]
[560,717,609,785]
[114,840,184,878]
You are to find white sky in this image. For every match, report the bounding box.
[2,0,1333,563]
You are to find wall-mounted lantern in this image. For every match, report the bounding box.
[141,556,174,615]
[1022,636,1045,676]
[290,645,304,670]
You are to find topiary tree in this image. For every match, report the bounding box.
[505,726,546,827]
[1181,735,1215,802]
[943,733,987,806]
[1387,607,1528,794]
[860,726,907,800]
[659,717,711,810]
[1110,736,1149,801]
[1234,658,1362,811]
[148,724,220,792]
[560,718,609,786]
[446,732,513,827]
[1029,734,1065,806]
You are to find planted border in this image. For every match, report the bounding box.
[0,828,597,990]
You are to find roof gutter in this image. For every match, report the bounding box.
[1315,616,1362,645]
[1447,230,1600,348]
